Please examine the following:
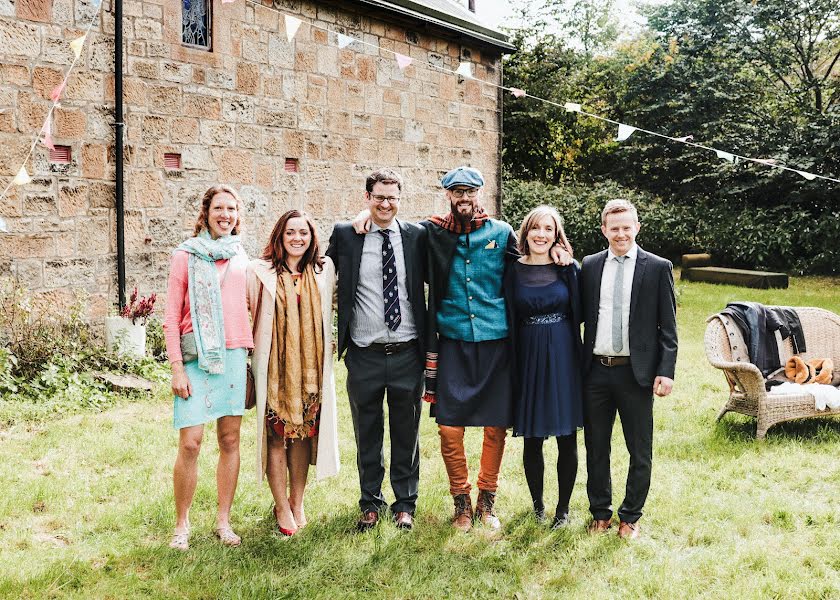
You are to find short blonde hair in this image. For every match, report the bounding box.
[601,199,638,225]
[517,205,573,257]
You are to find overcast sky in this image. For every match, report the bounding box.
[465,0,650,33]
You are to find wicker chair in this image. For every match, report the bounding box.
[705,307,840,439]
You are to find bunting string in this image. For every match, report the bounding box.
[0,3,103,225]
[2,0,836,231]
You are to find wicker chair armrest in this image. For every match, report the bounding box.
[708,360,767,397]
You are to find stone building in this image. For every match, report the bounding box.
[0,0,512,316]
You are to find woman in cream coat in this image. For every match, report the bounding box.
[247,209,339,536]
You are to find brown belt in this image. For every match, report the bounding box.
[594,355,631,367]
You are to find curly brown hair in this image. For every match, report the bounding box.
[193,185,244,237]
[262,210,324,274]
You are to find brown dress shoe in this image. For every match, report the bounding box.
[618,521,640,540]
[452,494,473,532]
[356,510,379,532]
[475,490,501,531]
[394,511,414,530]
[587,519,612,534]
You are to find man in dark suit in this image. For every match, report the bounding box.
[580,199,678,540]
[325,168,426,531]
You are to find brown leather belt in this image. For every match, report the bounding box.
[594,355,631,367]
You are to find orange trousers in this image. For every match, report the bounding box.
[438,425,507,496]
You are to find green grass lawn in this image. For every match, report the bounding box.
[3,276,840,599]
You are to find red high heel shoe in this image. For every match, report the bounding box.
[273,505,298,537]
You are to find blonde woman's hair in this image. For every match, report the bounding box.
[517,205,573,257]
[600,199,638,225]
[193,185,244,236]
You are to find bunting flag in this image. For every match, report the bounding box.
[715,150,735,162]
[93,0,102,6]
[616,124,637,142]
[70,35,86,60]
[221,0,236,3]
[797,170,817,181]
[12,166,31,186]
[510,88,526,98]
[0,217,7,233]
[41,116,55,151]
[455,62,473,78]
[50,81,66,103]
[337,33,354,49]
[285,15,302,42]
[675,135,693,142]
[395,53,413,70]
[564,102,582,112]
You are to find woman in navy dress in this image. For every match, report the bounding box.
[505,205,583,528]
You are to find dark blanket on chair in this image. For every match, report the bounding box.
[720,302,806,377]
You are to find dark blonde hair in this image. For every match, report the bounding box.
[518,205,573,257]
[193,185,244,236]
[262,210,324,274]
[600,199,638,225]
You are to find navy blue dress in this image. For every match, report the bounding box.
[511,262,583,438]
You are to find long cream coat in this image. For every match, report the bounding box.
[246,257,339,482]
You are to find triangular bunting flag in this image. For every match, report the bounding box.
[796,170,817,181]
[715,150,735,162]
[337,33,354,49]
[616,124,637,142]
[675,135,693,142]
[510,88,526,98]
[395,53,412,70]
[50,81,66,103]
[564,102,581,112]
[41,116,55,151]
[0,217,7,233]
[12,166,31,186]
[455,62,472,78]
[221,0,236,3]
[285,15,302,42]
[70,35,86,60]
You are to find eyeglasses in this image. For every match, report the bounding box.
[371,194,400,204]
[449,189,479,199]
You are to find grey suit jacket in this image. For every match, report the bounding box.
[580,246,678,388]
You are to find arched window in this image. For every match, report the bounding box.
[182,0,211,50]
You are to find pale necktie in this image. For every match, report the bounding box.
[612,255,627,353]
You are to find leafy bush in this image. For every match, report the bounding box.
[0,280,168,425]
[503,178,839,274]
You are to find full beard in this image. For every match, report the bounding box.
[450,203,475,225]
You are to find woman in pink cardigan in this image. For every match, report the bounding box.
[163,185,253,550]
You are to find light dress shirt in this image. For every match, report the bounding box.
[593,243,638,356]
[350,220,417,346]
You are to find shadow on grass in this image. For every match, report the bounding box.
[714,413,840,445]
[12,505,627,598]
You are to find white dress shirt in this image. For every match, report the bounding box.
[593,244,638,356]
[350,220,417,346]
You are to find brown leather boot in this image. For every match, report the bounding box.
[475,490,501,531]
[452,494,473,532]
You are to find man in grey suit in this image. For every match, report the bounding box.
[580,199,678,540]
[325,168,426,531]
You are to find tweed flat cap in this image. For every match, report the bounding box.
[440,166,485,189]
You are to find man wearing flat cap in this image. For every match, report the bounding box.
[419,166,519,532]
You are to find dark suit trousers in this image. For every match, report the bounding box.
[345,343,423,514]
[583,362,653,524]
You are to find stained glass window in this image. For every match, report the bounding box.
[182,0,211,50]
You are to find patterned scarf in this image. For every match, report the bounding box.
[175,231,243,375]
[266,267,324,438]
[428,205,489,234]
[422,206,489,403]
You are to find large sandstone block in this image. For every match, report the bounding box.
[0,19,40,59]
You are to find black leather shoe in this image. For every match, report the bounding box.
[356,510,379,532]
[394,511,414,530]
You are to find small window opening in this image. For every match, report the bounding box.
[284,158,299,173]
[164,152,182,170]
[50,145,72,164]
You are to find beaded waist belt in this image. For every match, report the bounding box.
[521,312,568,326]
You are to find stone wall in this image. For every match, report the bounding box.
[0,0,504,316]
